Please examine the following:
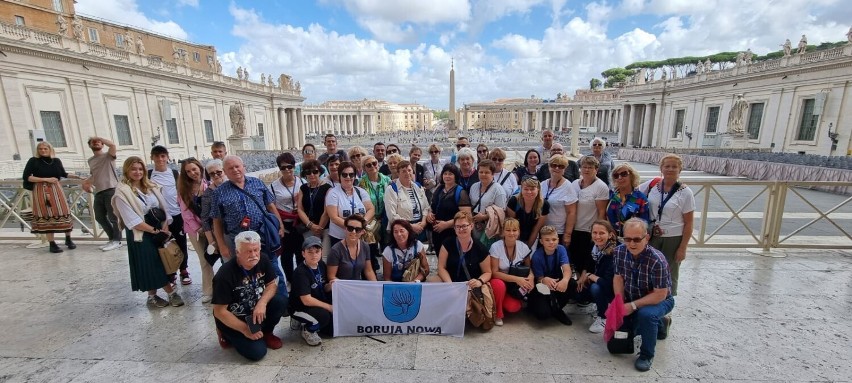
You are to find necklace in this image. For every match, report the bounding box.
[40,157,54,165]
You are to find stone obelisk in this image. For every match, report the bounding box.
[448,59,457,138]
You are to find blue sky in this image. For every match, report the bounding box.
[75,0,851,109]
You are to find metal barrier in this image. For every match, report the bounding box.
[0,180,101,241]
[1,179,849,249]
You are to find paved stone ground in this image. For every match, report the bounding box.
[0,241,850,383]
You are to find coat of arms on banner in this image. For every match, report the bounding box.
[382,284,422,323]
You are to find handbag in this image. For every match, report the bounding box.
[508,264,530,278]
[401,257,422,282]
[158,239,184,275]
[607,327,636,354]
[235,187,282,257]
[460,247,495,330]
[362,218,381,244]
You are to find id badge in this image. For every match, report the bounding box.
[240,216,251,229]
[652,224,663,237]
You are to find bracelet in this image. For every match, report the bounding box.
[476,278,484,284]
[630,301,637,311]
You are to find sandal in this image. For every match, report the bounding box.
[181,272,192,285]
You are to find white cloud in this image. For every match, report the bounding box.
[75,0,189,40]
[332,0,470,24]
[176,0,199,8]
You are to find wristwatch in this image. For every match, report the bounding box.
[630,301,637,311]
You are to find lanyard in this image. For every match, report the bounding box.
[455,238,471,279]
[283,179,298,210]
[460,170,475,189]
[544,178,563,201]
[345,188,357,213]
[347,242,361,280]
[309,265,326,300]
[241,267,258,292]
[657,181,680,219]
[504,242,517,265]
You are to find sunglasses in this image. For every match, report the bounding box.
[365,161,378,169]
[429,151,440,154]
[613,171,630,179]
[340,172,357,179]
[549,164,565,169]
[304,169,320,175]
[477,150,488,154]
[592,144,603,147]
[490,158,504,162]
[209,170,224,177]
[279,164,294,170]
[346,225,364,233]
[623,236,645,243]
[388,149,399,154]
[352,153,363,158]
[456,144,467,149]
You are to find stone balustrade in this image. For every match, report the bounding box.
[0,20,303,98]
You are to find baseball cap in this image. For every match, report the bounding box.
[302,236,322,250]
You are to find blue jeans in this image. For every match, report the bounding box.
[219,294,287,361]
[589,279,613,318]
[623,296,675,359]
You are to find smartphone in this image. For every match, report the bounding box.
[245,316,262,334]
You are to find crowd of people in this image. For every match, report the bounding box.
[23,130,694,370]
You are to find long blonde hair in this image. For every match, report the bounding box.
[518,177,544,218]
[121,156,156,194]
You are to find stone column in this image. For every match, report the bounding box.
[278,108,288,150]
[295,109,304,148]
[625,105,636,147]
[640,104,654,147]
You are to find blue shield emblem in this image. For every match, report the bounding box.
[382,284,422,323]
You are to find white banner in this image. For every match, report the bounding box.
[332,280,468,338]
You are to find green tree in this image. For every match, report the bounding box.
[601,67,634,87]
[589,78,602,90]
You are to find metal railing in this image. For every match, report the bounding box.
[0,179,849,249]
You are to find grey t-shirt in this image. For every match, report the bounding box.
[327,240,371,280]
[87,152,118,191]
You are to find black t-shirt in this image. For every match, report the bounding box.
[442,237,488,282]
[414,163,426,186]
[507,196,551,241]
[430,185,471,221]
[211,255,277,328]
[290,261,331,312]
[458,170,479,193]
[299,183,332,227]
[22,157,68,190]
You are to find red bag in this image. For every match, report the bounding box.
[604,294,626,342]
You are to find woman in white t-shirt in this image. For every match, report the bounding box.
[489,218,532,326]
[568,156,610,277]
[639,154,695,296]
[489,148,518,197]
[325,161,375,246]
[382,220,430,282]
[269,152,305,282]
[541,155,578,248]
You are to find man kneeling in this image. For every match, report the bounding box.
[212,230,287,361]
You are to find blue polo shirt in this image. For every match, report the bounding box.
[211,177,274,236]
[532,244,570,279]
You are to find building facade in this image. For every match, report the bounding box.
[0,0,306,178]
[303,100,432,137]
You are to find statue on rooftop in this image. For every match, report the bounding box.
[215,60,222,73]
[136,35,145,55]
[244,69,249,81]
[71,16,83,40]
[295,81,301,92]
[260,73,266,85]
[267,77,274,87]
[172,46,181,63]
[704,58,712,71]
[797,35,808,54]
[735,51,745,67]
[782,39,792,57]
[278,74,292,90]
[124,32,133,51]
[237,66,244,80]
[696,60,704,74]
[744,49,753,65]
[661,69,667,80]
[56,15,68,36]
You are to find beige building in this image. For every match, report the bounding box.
[0,0,306,178]
[303,99,432,137]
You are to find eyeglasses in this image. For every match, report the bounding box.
[303,149,315,155]
[477,150,488,154]
[340,172,356,179]
[592,143,603,147]
[549,164,565,169]
[346,225,364,233]
[304,169,320,175]
[612,171,630,179]
[490,158,504,162]
[454,224,471,230]
[429,151,440,154]
[365,161,378,169]
[209,170,224,177]
[622,236,645,243]
[352,153,363,158]
[279,164,294,170]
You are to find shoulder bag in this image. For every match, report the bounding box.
[460,241,495,330]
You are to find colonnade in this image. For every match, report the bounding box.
[521,109,575,132]
[620,103,660,148]
[277,107,305,150]
[582,109,621,134]
[302,113,377,136]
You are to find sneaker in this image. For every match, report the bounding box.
[147,295,169,308]
[588,316,605,333]
[263,333,283,349]
[581,303,597,315]
[301,328,322,346]
[180,272,192,285]
[635,356,653,372]
[98,242,111,250]
[201,295,212,304]
[494,318,504,326]
[658,315,672,340]
[290,317,301,331]
[535,283,551,295]
[168,292,185,307]
[65,238,77,250]
[101,241,123,251]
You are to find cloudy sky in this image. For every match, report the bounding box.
[75,0,850,109]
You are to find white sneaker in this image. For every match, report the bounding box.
[301,328,322,346]
[588,316,605,334]
[98,242,112,250]
[101,241,124,251]
[535,283,551,295]
[201,295,212,304]
[494,318,504,326]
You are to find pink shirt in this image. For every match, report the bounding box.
[179,180,208,234]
